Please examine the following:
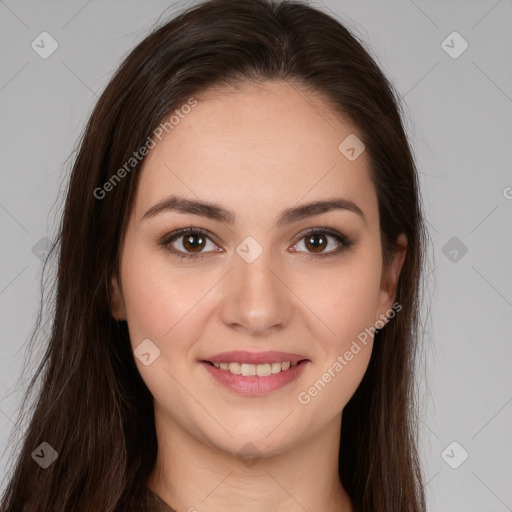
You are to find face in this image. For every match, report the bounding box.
[110,80,406,458]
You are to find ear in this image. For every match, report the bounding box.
[375,233,407,323]
[109,271,127,321]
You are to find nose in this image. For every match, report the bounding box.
[219,246,292,337]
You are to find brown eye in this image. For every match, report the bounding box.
[160,226,353,261]
[181,232,207,253]
[292,228,352,256]
[161,228,219,259]
[304,233,328,253]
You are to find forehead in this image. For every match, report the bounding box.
[133,80,377,227]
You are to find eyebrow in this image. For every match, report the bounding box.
[141,194,365,226]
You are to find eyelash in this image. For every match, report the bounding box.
[158,226,355,261]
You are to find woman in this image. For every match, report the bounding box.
[1,0,429,510]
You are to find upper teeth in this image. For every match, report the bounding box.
[212,361,298,376]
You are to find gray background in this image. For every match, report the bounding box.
[1,0,511,510]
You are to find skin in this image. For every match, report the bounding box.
[110,80,407,512]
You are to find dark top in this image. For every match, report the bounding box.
[147,488,177,512]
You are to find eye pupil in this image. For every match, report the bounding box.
[183,233,206,252]
[306,234,327,252]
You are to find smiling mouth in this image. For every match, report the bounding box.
[204,360,308,377]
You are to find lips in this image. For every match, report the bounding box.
[199,351,310,394]
[202,350,308,365]
[201,359,309,394]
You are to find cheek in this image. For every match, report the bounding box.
[298,249,382,349]
[121,254,212,349]
[120,249,219,411]
[293,252,381,408]
[119,235,231,382]
[296,283,378,419]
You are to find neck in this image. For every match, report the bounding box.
[147,403,353,512]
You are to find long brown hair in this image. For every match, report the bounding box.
[1,1,429,510]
